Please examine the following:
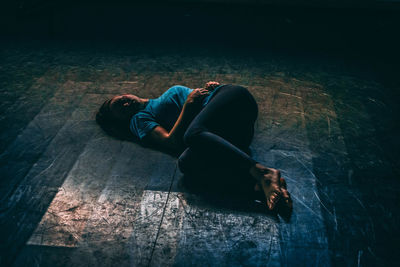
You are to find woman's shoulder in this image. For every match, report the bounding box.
[164,85,192,95]
[130,110,159,140]
[158,85,193,105]
[131,109,155,122]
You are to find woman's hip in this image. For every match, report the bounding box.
[205,84,258,120]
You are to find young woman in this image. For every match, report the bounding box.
[96,81,292,212]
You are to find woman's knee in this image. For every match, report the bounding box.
[225,85,257,109]
[227,84,249,96]
[234,85,258,119]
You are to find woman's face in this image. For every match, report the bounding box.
[109,94,143,120]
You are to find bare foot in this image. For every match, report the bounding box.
[250,163,282,210]
[279,178,293,211]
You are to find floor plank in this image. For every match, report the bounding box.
[1,88,99,265]
[0,80,91,203]
[0,68,64,153]
[67,147,176,267]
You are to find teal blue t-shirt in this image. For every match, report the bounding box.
[130,85,222,140]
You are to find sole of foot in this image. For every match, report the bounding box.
[250,164,282,210]
[261,174,281,210]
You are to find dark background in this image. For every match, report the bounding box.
[1,0,399,81]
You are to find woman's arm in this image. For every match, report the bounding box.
[144,88,209,151]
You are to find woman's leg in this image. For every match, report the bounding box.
[179,84,282,210]
[182,85,258,170]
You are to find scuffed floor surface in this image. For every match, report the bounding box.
[0,41,399,266]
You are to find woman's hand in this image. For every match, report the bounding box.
[147,88,209,152]
[204,81,220,91]
[185,88,209,106]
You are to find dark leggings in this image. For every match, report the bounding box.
[178,84,258,188]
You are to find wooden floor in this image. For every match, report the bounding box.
[0,41,399,266]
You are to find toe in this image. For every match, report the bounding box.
[280,177,287,189]
[267,190,281,210]
[281,190,293,210]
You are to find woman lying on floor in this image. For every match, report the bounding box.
[96,81,292,213]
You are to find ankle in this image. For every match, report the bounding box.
[249,163,264,181]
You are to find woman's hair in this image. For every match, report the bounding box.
[96,99,134,141]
